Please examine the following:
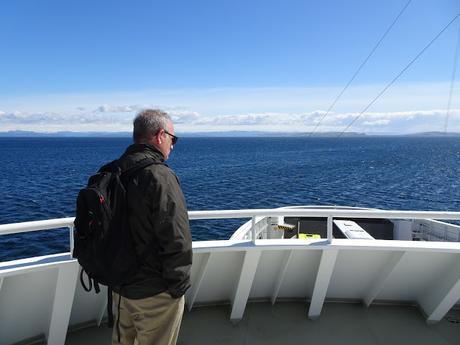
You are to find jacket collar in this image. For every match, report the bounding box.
[123,143,165,162]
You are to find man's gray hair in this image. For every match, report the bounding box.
[133,109,172,143]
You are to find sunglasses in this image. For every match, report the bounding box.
[163,130,179,145]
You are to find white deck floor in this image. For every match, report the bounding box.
[60,302,460,345]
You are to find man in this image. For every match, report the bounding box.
[112,109,192,345]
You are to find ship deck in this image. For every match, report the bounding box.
[63,302,460,345]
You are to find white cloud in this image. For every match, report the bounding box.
[187,108,460,133]
[301,111,327,124]
[362,119,390,126]
[0,82,458,133]
[196,113,272,126]
[0,110,133,131]
[169,110,200,124]
[91,105,200,123]
[1,107,458,133]
[354,109,452,128]
[195,111,335,127]
[94,104,142,113]
[0,106,202,132]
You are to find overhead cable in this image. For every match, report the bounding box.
[444,21,460,133]
[308,0,412,137]
[338,14,460,138]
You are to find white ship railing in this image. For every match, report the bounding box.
[2,208,460,345]
[2,208,460,249]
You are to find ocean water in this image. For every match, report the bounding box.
[1,136,460,261]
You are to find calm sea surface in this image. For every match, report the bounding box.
[1,136,460,261]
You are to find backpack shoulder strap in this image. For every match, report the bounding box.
[119,158,164,180]
[98,159,118,173]
[97,157,163,178]
[122,157,161,174]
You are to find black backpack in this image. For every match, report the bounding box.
[73,157,160,327]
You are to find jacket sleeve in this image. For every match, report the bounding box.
[150,168,192,298]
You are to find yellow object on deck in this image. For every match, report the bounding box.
[298,233,321,239]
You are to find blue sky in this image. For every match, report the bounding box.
[1,0,459,133]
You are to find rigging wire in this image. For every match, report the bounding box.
[338,13,460,138]
[444,21,460,134]
[308,0,412,137]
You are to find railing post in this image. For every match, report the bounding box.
[69,225,74,258]
[252,216,256,243]
[327,216,333,242]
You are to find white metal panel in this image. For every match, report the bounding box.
[271,250,293,304]
[416,219,460,242]
[96,298,108,327]
[249,250,290,299]
[186,252,211,311]
[393,220,413,241]
[69,272,107,326]
[0,269,58,345]
[193,251,244,304]
[378,252,458,301]
[189,252,208,287]
[0,253,73,275]
[364,252,406,306]
[327,250,397,299]
[418,254,460,322]
[277,250,322,298]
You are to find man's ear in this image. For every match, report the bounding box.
[156,129,164,145]
[145,131,160,145]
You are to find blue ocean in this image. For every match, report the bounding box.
[1,136,460,261]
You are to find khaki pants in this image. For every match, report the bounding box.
[112,291,185,345]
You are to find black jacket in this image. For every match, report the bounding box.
[114,143,192,299]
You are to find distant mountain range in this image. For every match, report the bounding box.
[1,130,460,138]
[0,130,132,137]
